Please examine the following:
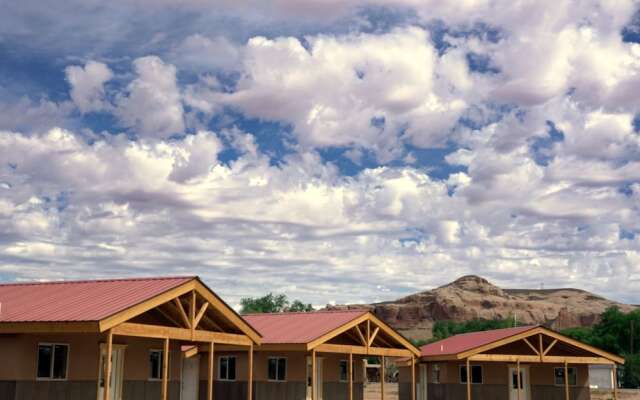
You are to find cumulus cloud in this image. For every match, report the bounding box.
[65,61,113,113]
[115,56,184,139]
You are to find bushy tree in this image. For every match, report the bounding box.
[240,293,313,314]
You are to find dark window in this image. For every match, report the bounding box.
[219,356,236,381]
[37,344,69,380]
[339,360,355,382]
[460,365,483,384]
[554,367,577,386]
[432,364,440,384]
[149,350,163,380]
[268,357,287,381]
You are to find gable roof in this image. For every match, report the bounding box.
[421,325,537,357]
[0,276,194,322]
[244,310,368,344]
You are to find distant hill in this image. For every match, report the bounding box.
[327,275,637,341]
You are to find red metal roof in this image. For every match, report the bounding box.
[243,310,368,344]
[0,276,194,323]
[421,325,538,357]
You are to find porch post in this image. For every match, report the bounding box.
[516,360,521,400]
[162,338,169,400]
[466,358,471,400]
[103,329,113,400]
[380,356,385,400]
[312,350,317,400]
[208,341,215,400]
[563,361,569,400]
[248,343,253,400]
[348,352,353,400]
[411,357,416,400]
[613,364,618,400]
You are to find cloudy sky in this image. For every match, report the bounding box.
[1,1,640,307]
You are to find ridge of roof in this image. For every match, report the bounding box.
[438,324,539,338]
[0,275,196,287]
[242,309,368,317]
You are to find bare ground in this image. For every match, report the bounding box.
[364,383,399,400]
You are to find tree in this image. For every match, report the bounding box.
[240,293,313,314]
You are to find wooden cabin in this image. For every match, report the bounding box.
[0,276,261,400]
[397,325,624,400]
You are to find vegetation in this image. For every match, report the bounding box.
[240,293,313,314]
[561,307,640,388]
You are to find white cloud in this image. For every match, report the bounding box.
[65,61,113,113]
[115,56,184,139]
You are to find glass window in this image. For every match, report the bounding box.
[37,344,69,380]
[149,350,164,380]
[432,364,440,384]
[268,357,287,381]
[339,360,355,382]
[554,367,577,386]
[460,365,483,384]
[219,356,237,381]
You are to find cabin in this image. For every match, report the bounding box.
[0,276,261,400]
[397,325,624,400]
[220,310,420,400]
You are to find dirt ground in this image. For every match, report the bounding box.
[591,389,640,400]
[364,383,399,400]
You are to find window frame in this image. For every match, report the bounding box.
[554,367,578,387]
[431,364,441,384]
[218,356,237,381]
[267,357,287,382]
[148,349,166,381]
[459,364,483,385]
[36,343,70,381]
[339,359,356,383]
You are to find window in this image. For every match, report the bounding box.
[432,364,440,384]
[460,365,483,384]
[37,344,69,380]
[339,360,355,382]
[149,350,164,380]
[268,357,287,382]
[554,367,577,386]
[219,356,237,381]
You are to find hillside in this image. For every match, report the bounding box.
[328,275,637,341]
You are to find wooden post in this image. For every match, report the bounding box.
[103,330,113,400]
[248,344,253,400]
[348,352,353,400]
[613,364,618,400]
[411,358,416,400]
[312,350,317,400]
[564,361,569,400]
[538,334,544,362]
[208,342,214,400]
[516,360,521,400]
[466,359,471,400]
[380,356,385,400]
[190,290,196,340]
[162,338,169,400]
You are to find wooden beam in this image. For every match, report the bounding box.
[538,334,544,362]
[111,322,253,346]
[367,320,371,348]
[99,280,196,331]
[156,304,183,328]
[162,338,169,400]
[380,355,385,400]
[194,302,210,330]
[468,354,614,364]
[174,297,192,329]
[348,352,353,400]
[411,358,416,400]
[190,291,197,339]
[248,343,253,400]
[368,327,380,347]
[523,338,539,355]
[543,339,558,356]
[466,358,471,400]
[208,342,214,400]
[104,330,113,400]
[312,350,317,400]
[0,321,99,334]
[516,360,521,400]
[183,346,198,358]
[564,361,569,400]
[314,343,414,357]
[354,325,367,346]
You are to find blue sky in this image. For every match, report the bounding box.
[1,0,640,307]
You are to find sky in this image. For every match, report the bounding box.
[1,0,640,308]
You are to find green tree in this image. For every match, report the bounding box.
[240,293,313,314]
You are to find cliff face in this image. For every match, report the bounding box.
[328,275,636,341]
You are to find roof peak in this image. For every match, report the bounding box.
[0,275,196,287]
